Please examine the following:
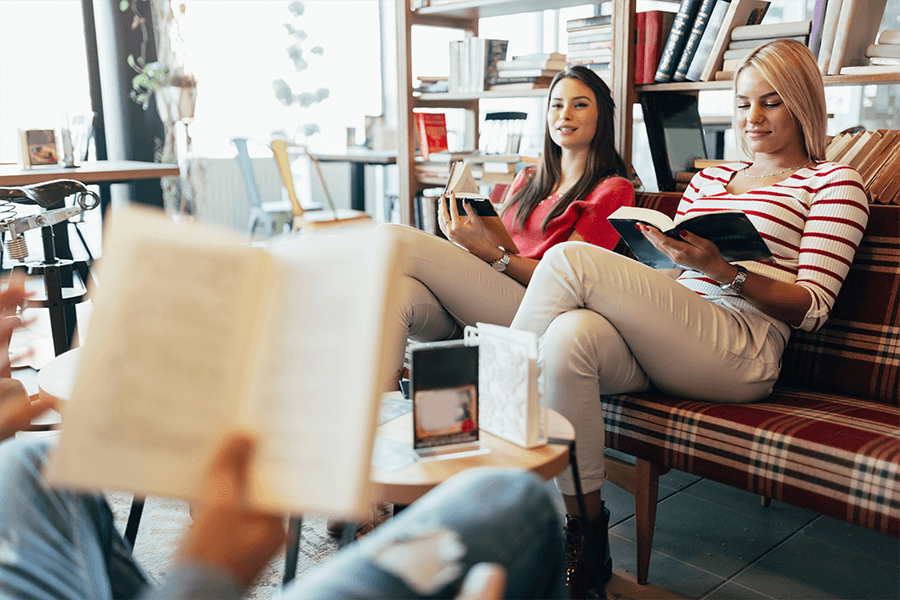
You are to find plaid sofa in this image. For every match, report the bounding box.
[603,194,899,585]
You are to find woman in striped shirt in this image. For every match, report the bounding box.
[510,39,870,598]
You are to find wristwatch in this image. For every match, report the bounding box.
[490,249,511,272]
[721,264,749,294]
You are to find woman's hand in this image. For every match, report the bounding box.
[438,193,502,261]
[638,224,734,283]
[178,432,286,592]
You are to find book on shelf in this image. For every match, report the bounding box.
[817,0,844,72]
[567,26,613,41]
[878,30,900,45]
[730,19,811,40]
[722,47,751,61]
[827,0,889,75]
[655,0,704,83]
[722,57,743,71]
[496,58,566,71]
[46,207,399,518]
[568,39,613,51]
[699,0,770,82]
[425,150,482,163]
[866,43,900,59]
[714,70,735,80]
[487,77,554,90]
[726,34,808,50]
[443,161,519,253]
[448,38,509,93]
[607,206,772,269]
[512,52,566,62]
[825,129,900,204]
[640,93,708,192]
[838,65,900,75]
[566,58,611,69]
[673,0,720,82]
[684,0,729,82]
[566,49,612,62]
[415,112,448,160]
[808,0,829,58]
[635,11,647,85]
[495,67,559,79]
[868,57,900,66]
[566,14,612,31]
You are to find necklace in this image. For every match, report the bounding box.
[740,160,813,178]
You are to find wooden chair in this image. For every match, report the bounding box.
[269,140,371,232]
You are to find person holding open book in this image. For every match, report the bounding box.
[509,39,870,598]
[0,277,569,599]
[381,65,633,391]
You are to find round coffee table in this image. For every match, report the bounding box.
[371,407,574,506]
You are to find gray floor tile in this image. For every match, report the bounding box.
[660,468,703,491]
[800,515,900,565]
[603,480,637,525]
[610,531,726,599]
[730,532,900,599]
[682,479,820,530]
[703,581,774,600]
[612,493,801,579]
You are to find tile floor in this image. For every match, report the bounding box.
[555,448,899,600]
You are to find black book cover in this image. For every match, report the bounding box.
[654,0,703,82]
[673,0,720,81]
[608,206,773,269]
[640,92,707,192]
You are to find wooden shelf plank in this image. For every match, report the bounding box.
[415,0,600,20]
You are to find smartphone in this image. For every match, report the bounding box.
[444,193,499,217]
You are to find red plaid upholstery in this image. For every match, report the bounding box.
[606,198,900,537]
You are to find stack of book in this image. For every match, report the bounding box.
[414,75,448,94]
[826,129,900,204]
[565,14,613,77]
[718,20,812,79]
[655,0,772,83]
[840,29,899,75]
[448,38,508,93]
[819,0,890,75]
[488,52,565,90]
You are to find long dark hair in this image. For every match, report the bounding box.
[501,65,627,232]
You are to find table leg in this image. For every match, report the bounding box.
[350,163,365,212]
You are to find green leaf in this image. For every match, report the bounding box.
[119,0,129,12]
[127,54,137,69]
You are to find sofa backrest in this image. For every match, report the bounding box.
[634,194,899,407]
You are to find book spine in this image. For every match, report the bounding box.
[567,48,613,60]
[644,11,676,84]
[565,14,613,30]
[673,0,719,81]
[699,0,771,82]
[482,39,509,92]
[655,0,702,83]
[808,0,829,57]
[817,0,843,72]
[567,40,613,51]
[866,43,900,59]
[730,20,811,40]
[685,0,730,81]
[566,28,613,41]
[727,34,807,50]
[634,11,647,84]
[415,113,448,159]
[878,30,900,45]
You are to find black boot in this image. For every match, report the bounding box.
[563,503,612,599]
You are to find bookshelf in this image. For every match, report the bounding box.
[395,0,637,226]
[396,0,900,223]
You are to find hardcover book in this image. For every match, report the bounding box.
[655,0,703,82]
[817,0,844,72]
[46,207,400,519]
[827,0,889,74]
[642,10,678,84]
[699,0,770,82]
[607,205,773,269]
[684,0,730,81]
[640,93,708,192]
[673,0,720,82]
[415,112,448,160]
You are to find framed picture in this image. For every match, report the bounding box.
[19,128,59,168]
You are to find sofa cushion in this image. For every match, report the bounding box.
[603,388,900,536]
[777,205,899,406]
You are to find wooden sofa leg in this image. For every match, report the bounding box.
[634,458,662,586]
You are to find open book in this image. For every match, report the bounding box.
[444,161,519,254]
[608,206,772,269]
[47,207,400,519]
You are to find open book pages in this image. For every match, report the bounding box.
[443,161,520,254]
[47,207,400,519]
[608,206,772,269]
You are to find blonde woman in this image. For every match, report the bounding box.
[510,39,870,598]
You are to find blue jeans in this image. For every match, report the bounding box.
[0,437,566,600]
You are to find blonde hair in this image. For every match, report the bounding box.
[733,39,827,161]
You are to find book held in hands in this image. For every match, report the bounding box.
[608,205,773,269]
[47,207,401,520]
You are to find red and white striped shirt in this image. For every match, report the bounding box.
[676,161,869,337]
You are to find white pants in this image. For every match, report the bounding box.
[511,242,786,495]
[380,224,527,386]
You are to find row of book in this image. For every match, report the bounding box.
[818,0,891,76]
[487,52,565,91]
[840,30,899,76]
[448,38,508,94]
[826,129,900,204]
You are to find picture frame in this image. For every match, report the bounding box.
[19,128,59,168]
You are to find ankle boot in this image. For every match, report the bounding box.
[563,503,612,599]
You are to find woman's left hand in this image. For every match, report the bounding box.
[438,193,497,258]
[639,224,733,282]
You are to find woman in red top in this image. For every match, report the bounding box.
[380,65,634,389]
